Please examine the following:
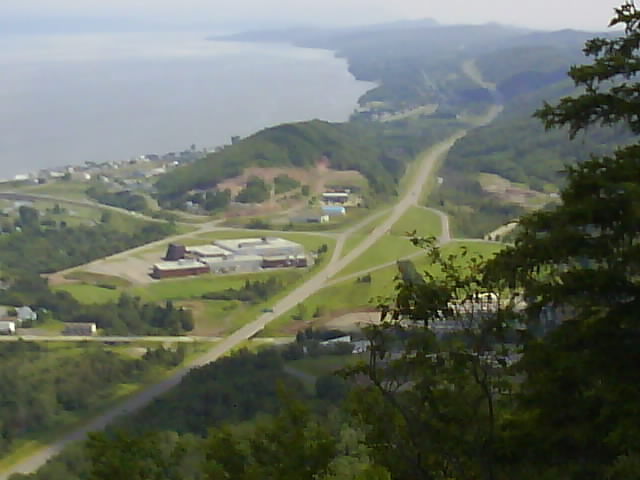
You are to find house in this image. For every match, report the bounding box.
[322,192,349,204]
[62,323,97,336]
[0,321,15,335]
[16,306,36,324]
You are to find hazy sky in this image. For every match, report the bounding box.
[1,0,623,32]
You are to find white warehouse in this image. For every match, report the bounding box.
[202,255,264,274]
[213,237,304,257]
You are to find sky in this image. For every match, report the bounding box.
[0,0,623,33]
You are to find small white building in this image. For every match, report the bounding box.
[0,321,15,335]
[16,306,36,324]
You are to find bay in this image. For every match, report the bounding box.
[0,32,373,179]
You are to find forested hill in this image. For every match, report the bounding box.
[155,118,460,199]
[220,23,607,111]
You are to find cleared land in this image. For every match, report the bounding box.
[337,206,442,277]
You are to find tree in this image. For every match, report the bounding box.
[18,206,39,230]
[347,238,520,480]
[491,4,640,477]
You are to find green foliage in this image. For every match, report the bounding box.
[0,220,173,276]
[0,342,182,457]
[156,119,461,201]
[86,186,148,212]
[130,349,302,435]
[274,174,301,194]
[202,277,283,303]
[235,176,271,204]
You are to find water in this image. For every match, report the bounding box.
[0,32,373,179]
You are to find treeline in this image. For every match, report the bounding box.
[10,347,348,480]
[202,277,283,303]
[0,341,186,457]
[0,209,174,276]
[0,277,193,335]
[155,118,461,202]
[86,186,148,212]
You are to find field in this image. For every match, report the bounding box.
[263,239,505,336]
[337,207,442,278]
[54,283,122,304]
[13,180,92,201]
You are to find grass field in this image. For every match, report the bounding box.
[19,181,91,201]
[337,207,442,278]
[64,271,132,288]
[262,264,399,336]
[53,284,122,304]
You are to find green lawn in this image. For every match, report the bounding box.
[64,271,132,288]
[337,207,442,278]
[262,264,399,336]
[53,284,122,304]
[20,181,91,201]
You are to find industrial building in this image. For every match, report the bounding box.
[262,255,308,269]
[202,255,263,274]
[186,245,231,259]
[213,237,304,257]
[151,259,210,279]
[152,237,308,279]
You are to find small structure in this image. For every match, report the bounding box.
[0,320,15,335]
[321,205,346,217]
[62,323,97,336]
[152,259,209,279]
[186,245,231,259]
[16,306,36,324]
[320,335,352,346]
[322,192,349,204]
[214,237,304,257]
[291,211,330,224]
[262,255,308,269]
[164,243,187,261]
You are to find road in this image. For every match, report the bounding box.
[0,107,503,480]
[0,335,220,343]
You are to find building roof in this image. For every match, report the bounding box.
[16,306,36,320]
[0,320,15,328]
[153,259,208,271]
[214,237,302,252]
[322,192,349,197]
[186,245,231,257]
[321,205,346,212]
[202,255,263,265]
[262,254,307,261]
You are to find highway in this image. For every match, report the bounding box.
[0,92,503,480]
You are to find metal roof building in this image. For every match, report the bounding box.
[186,245,231,258]
[213,237,304,257]
[151,259,210,279]
[0,321,15,335]
[202,255,263,274]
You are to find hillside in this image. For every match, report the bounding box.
[155,118,461,200]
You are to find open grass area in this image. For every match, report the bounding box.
[64,271,132,288]
[262,264,399,336]
[53,283,122,304]
[337,207,442,278]
[19,181,92,201]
